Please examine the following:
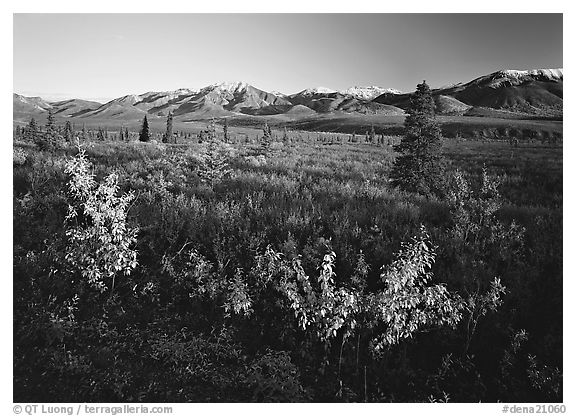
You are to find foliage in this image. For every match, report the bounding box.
[13,137,562,403]
[196,134,232,188]
[245,350,309,402]
[162,112,174,144]
[249,227,464,352]
[31,111,65,151]
[64,121,74,142]
[390,81,445,196]
[139,115,151,142]
[13,147,28,165]
[64,146,138,292]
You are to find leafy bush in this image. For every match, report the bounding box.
[64,147,138,292]
[13,147,27,165]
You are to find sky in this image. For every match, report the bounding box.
[13,13,563,103]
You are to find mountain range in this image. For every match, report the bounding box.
[13,68,563,123]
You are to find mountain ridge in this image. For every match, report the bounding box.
[14,67,562,121]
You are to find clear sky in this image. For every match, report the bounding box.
[13,13,563,103]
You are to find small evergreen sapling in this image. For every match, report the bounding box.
[196,119,231,188]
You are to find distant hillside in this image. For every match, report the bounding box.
[50,99,102,117]
[374,68,563,116]
[13,93,52,115]
[14,68,562,123]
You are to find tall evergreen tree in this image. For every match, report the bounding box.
[163,112,174,143]
[390,81,445,197]
[207,118,217,140]
[26,118,38,139]
[261,122,272,152]
[139,115,151,142]
[64,121,74,142]
[46,109,56,133]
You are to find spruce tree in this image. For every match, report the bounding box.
[163,112,174,143]
[64,121,74,142]
[260,122,273,153]
[390,81,445,197]
[26,118,38,140]
[46,109,56,132]
[37,109,64,150]
[197,120,231,188]
[139,115,151,142]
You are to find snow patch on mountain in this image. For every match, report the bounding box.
[475,68,563,88]
[294,87,338,96]
[205,81,251,93]
[340,86,402,100]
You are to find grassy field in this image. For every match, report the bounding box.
[14,111,563,143]
[13,132,562,402]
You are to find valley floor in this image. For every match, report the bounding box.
[13,135,562,402]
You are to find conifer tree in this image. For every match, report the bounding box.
[369,125,376,144]
[64,121,74,142]
[46,109,56,133]
[139,115,151,142]
[37,109,64,150]
[163,112,174,143]
[26,118,38,140]
[197,119,231,188]
[390,81,445,197]
[260,122,273,153]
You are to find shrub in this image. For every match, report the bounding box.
[13,147,27,165]
[64,147,138,292]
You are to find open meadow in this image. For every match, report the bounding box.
[13,127,562,402]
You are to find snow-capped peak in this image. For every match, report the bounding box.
[207,81,250,93]
[498,68,563,80]
[475,68,563,88]
[297,87,337,96]
[340,86,402,100]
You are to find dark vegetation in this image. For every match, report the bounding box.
[13,105,562,402]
